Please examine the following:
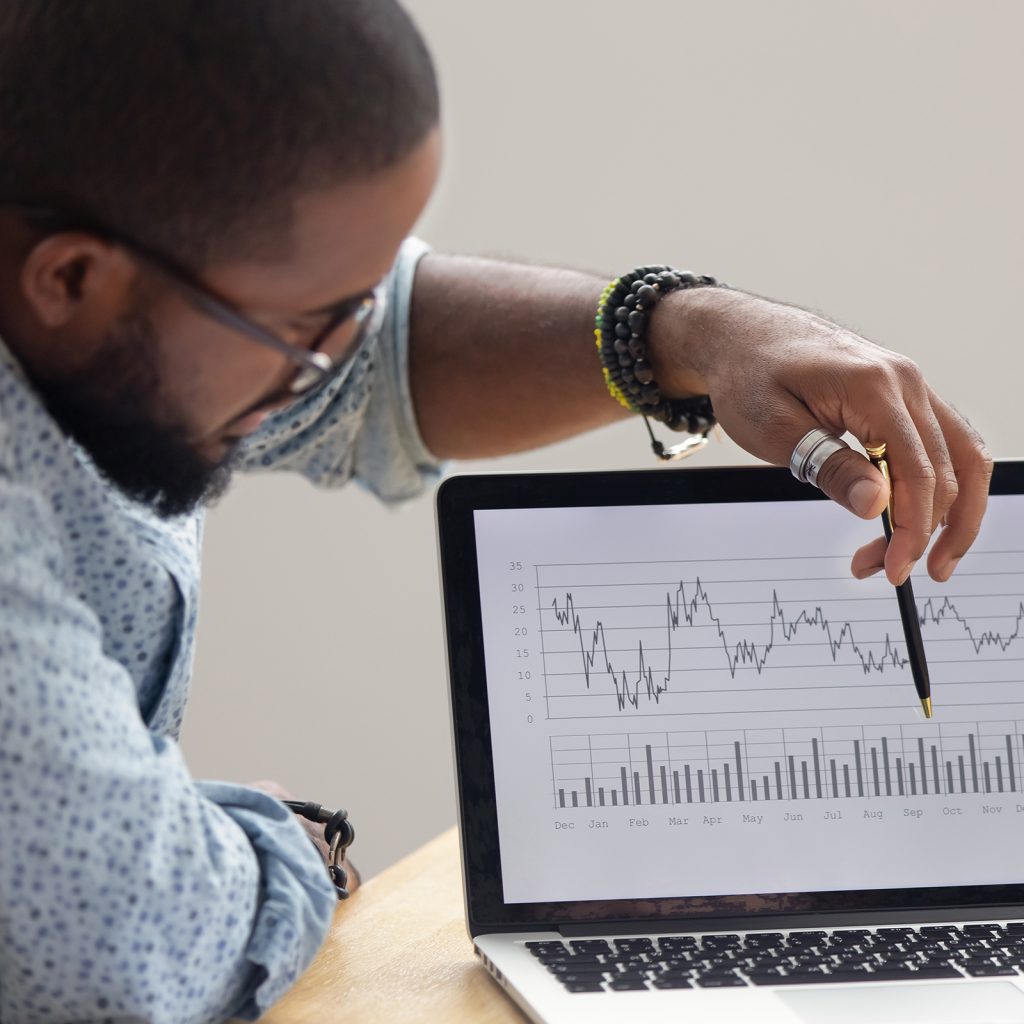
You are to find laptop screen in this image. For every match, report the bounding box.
[438,464,1024,930]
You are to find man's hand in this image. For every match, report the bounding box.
[248,780,360,894]
[650,287,993,587]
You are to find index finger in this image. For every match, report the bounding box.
[923,393,993,581]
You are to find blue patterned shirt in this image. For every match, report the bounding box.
[0,239,438,1022]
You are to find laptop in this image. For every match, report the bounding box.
[435,461,1024,1024]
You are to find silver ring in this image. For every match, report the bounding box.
[789,428,850,486]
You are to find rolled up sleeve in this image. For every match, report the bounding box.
[0,478,336,1024]
[238,236,444,504]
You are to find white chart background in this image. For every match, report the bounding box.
[475,494,1024,904]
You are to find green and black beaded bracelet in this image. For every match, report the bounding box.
[594,265,722,460]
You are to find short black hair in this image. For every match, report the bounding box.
[0,0,439,266]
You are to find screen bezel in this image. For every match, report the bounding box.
[437,461,1024,936]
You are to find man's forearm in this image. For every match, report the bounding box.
[409,254,637,459]
[408,253,748,459]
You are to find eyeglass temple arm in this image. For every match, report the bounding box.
[180,282,330,374]
[12,200,329,376]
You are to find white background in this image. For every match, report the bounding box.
[181,1,1024,878]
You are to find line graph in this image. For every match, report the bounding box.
[550,582,909,711]
[919,594,1024,654]
[536,552,1024,720]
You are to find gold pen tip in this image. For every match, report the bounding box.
[921,697,933,719]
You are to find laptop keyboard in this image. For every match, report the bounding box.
[525,923,1024,993]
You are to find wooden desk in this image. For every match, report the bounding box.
[261,828,525,1024]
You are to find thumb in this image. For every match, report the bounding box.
[812,443,889,519]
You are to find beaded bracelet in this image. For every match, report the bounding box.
[595,265,723,460]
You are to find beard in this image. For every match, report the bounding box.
[29,306,238,519]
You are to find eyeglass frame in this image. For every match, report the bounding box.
[5,199,387,401]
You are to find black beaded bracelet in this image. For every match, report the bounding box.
[595,265,722,460]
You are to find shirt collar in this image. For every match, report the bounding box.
[0,333,29,385]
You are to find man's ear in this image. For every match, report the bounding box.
[19,233,137,329]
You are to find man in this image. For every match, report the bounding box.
[0,1,991,1022]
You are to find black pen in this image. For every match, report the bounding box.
[865,443,933,718]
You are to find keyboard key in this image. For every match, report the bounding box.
[555,973,611,986]
[548,963,611,975]
[537,952,600,965]
[528,944,566,958]
[658,936,698,951]
[652,977,693,989]
[751,964,962,986]
[608,978,649,991]
[563,981,605,993]
[964,965,1018,977]
[876,928,915,939]
[747,973,830,986]
[878,966,963,980]
[702,934,742,948]
[624,974,658,986]
[570,940,612,955]
[695,974,747,987]
[616,938,655,953]
[749,973,838,986]
[745,932,784,945]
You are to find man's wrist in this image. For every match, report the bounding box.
[646,285,736,399]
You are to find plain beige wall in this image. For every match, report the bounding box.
[181,0,1024,878]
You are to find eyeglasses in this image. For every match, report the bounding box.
[8,200,387,402]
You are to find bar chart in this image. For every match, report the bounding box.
[550,723,1024,808]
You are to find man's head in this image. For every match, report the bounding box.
[0,0,441,516]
